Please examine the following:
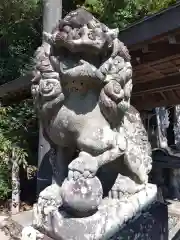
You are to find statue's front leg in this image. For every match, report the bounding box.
[68,143,126,181]
[109,174,145,199]
[68,129,127,180]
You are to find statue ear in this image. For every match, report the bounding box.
[108,28,119,39]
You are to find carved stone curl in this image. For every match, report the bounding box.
[30,8,157,240]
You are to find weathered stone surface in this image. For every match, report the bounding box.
[24,198,168,240]
[169,215,180,239]
[32,184,157,240]
[30,7,157,240]
[110,202,168,240]
[61,177,103,217]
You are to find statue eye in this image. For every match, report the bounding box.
[101,24,108,32]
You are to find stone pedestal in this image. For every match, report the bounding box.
[110,202,168,240]
[21,184,158,240]
[22,201,168,240]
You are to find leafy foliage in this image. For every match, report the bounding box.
[0,0,40,199]
[0,0,42,84]
[0,100,38,200]
[73,0,176,28]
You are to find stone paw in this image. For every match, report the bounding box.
[38,184,62,211]
[68,152,98,180]
[108,174,145,199]
[33,184,62,229]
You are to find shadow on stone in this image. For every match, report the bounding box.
[110,202,168,240]
[37,150,53,196]
[172,230,180,240]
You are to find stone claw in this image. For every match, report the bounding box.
[68,152,98,180]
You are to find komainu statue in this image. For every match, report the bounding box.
[31,8,157,240]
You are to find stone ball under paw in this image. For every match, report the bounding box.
[61,177,103,217]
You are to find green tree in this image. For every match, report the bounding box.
[73,0,176,28]
[0,0,41,200]
[0,100,38,200]
[0,0,42,84]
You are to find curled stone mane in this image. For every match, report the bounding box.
[31,44,64,118]
[31,8,132,125]
[98,43,132,127]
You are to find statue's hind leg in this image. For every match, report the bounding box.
[108,173,145,199]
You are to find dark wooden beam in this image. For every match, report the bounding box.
[133,74,180,96]
[132,97,162,110]
[1,90,31,106]
[119,2,180,47]
[131,42,180,66]
[0,73,32,99]
[132,96,180,110]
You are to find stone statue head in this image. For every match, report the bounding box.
[44,8,119,54]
